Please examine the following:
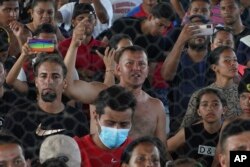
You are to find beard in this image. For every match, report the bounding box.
[41,92,57,102]
[188,38,209,51]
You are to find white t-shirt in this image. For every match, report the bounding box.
[109,0,142,23]
[59,1,113,37]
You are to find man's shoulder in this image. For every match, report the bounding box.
[140,91,165,110]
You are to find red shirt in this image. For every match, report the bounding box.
[59,37,105,75]
[74,135,131,167]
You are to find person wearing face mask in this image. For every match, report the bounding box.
[74,85,137,167]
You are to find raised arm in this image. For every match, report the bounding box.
[96,47,116,86]
[170,0,185,20]
[5,43,32,93]
[64,19,107,104]
[92,0,109,24]
[9,21,32,49]
[161,24,196,81]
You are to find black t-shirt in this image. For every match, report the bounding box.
[105,17,167,62]
[2,103,89,160]
[0,88,28,130]
[242,8,250,28]
[234,27,250,49]
[182,123,220,167]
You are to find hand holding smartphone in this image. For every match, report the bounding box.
[28,39,55,53]
[190,24,213,36]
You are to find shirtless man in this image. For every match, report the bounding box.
[63,19,167,144]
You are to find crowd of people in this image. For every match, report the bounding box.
[0,0,250,167]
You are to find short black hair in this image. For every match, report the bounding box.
[0,131,22,146]
[0,0,19,6]
[220,0,241,7]
[208,46,235,65]
[195,87,227,111]
[33,53,67,78]
[109,34,132,49]
[220,119,250,153]
[191,0,210,3]
[72,3,96,19]
[121,136,168,167]
[33,23,57,36]
[150,2,176,21]
[95,85,136,116]
[115,45,147,63]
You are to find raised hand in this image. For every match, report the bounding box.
[96,47,116,71]
[178,24,201,44]
[71,18,90,47]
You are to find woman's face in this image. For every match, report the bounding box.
[198,92,224,123]
[31,2,55,28]
[123,142,161,167]
[212,49,238,79]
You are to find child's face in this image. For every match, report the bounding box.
[198,92,224,123]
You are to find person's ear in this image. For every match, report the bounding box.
[116,63,121,76]
[63,79,67,90]
[35,77,38,88]
[211,43,215,50]
[219,153,227,167]
[197,109,202,117]
[222,106,228,116]
[71,20,76,28]
[211,64,217,72]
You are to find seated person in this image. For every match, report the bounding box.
[74,85,136,167]
[120,136,168,167]
[0,132,28,167]
[39,134,81,167]
[167,88,225,167]
[3,54,89,161]
[219,119,250,167]
[58,3,106,82]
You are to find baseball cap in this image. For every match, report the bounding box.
[72,3,95,19]
[39,134,81,167]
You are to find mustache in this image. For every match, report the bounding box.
[41,92,57,102]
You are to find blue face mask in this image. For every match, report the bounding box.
[98,125,130,149]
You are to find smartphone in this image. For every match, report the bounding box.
[28,39,55,53]
[91,46,106,55]
[192,24,213,36]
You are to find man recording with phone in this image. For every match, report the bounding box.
[58,3,106,82]
[161,14,213,135]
